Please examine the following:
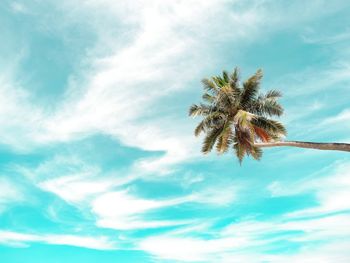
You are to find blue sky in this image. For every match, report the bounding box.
[1,0,350,262]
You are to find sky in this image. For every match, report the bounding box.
[0,0,350,262]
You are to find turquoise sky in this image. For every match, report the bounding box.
[1,1,350,262]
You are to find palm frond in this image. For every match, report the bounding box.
[250,146,263,160]
[261,99,283,117]
[252,117,287,137]
[240,69,263,107]
[202,93,215,103]
[202,78,218,94]
[222,71,229,83]
[216,84,237,110]
[189,103,211,117]
[194,111,226,136]
[213,76,226,88]
[234,110,255,129]
[253,125,271,142]
[194,120,206,137]
[266,89,282,98]
[202,127,223,154]
[216,122,233,154]
[249,98,284,117]
[233,136,246,164]
[230,67,240,86]
[229,68,241,99]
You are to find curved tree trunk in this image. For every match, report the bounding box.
[254,141,350,152]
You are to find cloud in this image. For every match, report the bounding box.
[16,155,111,203]
[0,177,25,213]
[265,161,350,218]
[35,0,239,173]
[91,190,195,230]
[139,235,250,262]
[137,163,350,263]
[273,241,350,263]
[14,152,239,233]
[38,174,111,204]
[302,28,350,45]
[0,231,116,250]
[10,2,28,14]
[91,182,238,230]
[0,63,45,151]
[140,212,350,262]
[0,177,23,203]
[321,108,350,126]
[286,161,350,217]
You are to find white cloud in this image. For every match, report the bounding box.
[0,177,25,213]
[222,212,350,244]
[91,182,240,230]
[38,174,111,203]
[282,214,350,242]
[91,190,195,230]
[17,155,115,204]
[0,231,116,250]
[14,153,239,232]
[139,235,249,262]
[35,1,232,173]
[270,62,350,138]
[10,2,28,14]
[302,28,350,45]
[139,208,350,262]
[0,66,45,151]
[264,160,350,219]
[219,241,350,263]
[273,241,350,263]
[191,185,237,206]
[322,108,350,126]
[0,177,23,203]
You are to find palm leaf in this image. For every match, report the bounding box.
[252,117,287,137]
[202,93,215,103]
[194,111,226,136]
[189,103,211,117]
[213,76,226,88]
[253,126,271,142]
[240,69,263,107]
[202,78,218,94]
[249,98,284,117]
[250,146,263,160]
[222,71,229,83]
[233,136,246,164]
[216,122,233,154]
[266,89,282,98]
[202,127,223,154]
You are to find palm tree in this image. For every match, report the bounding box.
[189,68,350,163]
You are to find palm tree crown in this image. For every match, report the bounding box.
[189,68,287,163]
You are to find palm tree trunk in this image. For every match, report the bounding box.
[254,141,350,152]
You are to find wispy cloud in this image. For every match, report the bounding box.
[0,231,116,250]
[92,190,195,230]
[265,160,350,219]
[0,177,24,213]
[139,212,350,262]
[139,235,250,262]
